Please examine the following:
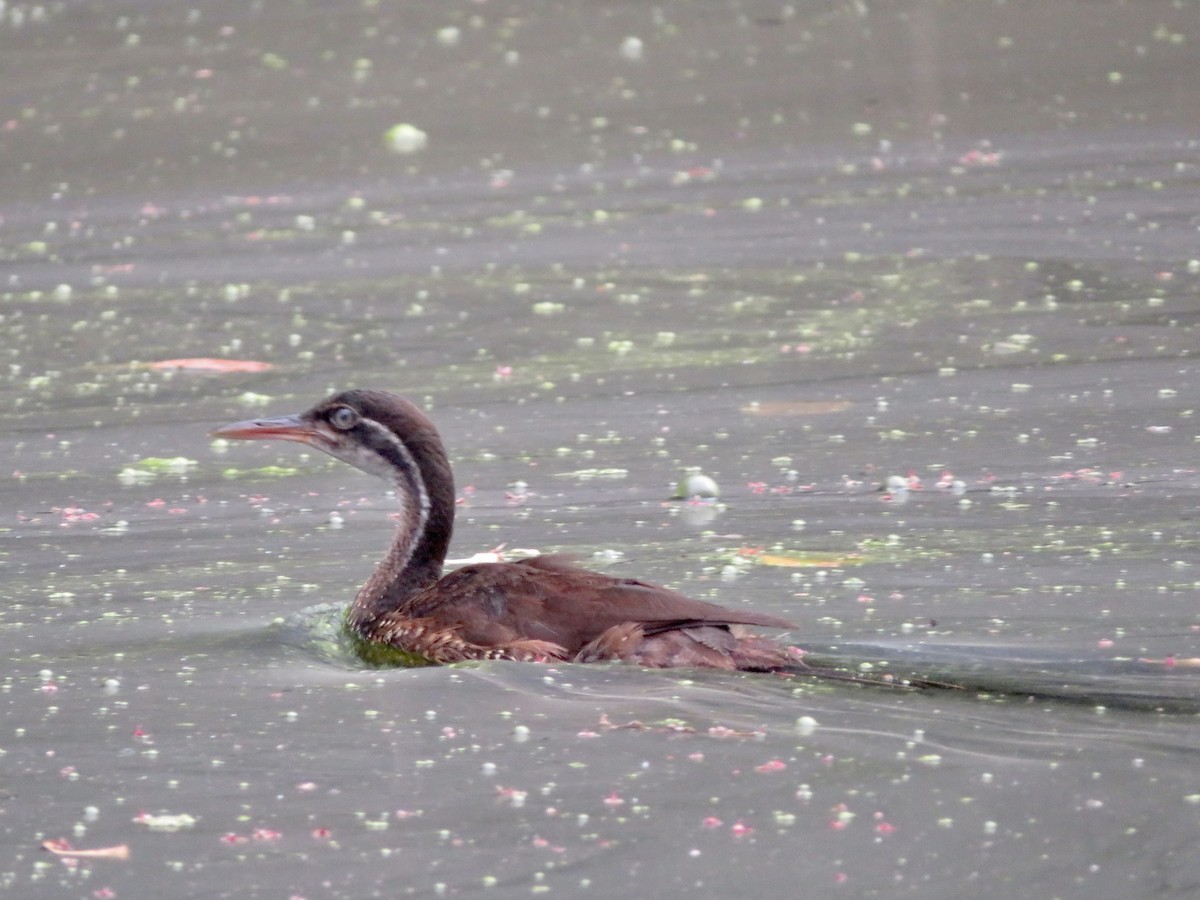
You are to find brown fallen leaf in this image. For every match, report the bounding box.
[597,713,695,734]
[707,725,766,738]
[42,838,130,860]
[753,551,866,568]
[741,400,852,416]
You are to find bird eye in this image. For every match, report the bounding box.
[329,406,359,430]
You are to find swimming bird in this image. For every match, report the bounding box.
[212,390,820,671]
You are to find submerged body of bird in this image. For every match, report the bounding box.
[213,389,926,686]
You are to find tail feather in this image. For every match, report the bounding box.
[575,623,959,689]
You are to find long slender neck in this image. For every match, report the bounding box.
[346,423,456,631]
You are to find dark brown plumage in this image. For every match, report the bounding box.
[212,389,803,670]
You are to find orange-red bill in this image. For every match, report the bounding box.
[211,413,317,444]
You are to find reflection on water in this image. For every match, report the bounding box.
[281,600,1200,713]
[2,1,1199,897]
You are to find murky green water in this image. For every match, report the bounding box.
[3,2,1199,898]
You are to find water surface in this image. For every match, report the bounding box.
[3,2,1199,898]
